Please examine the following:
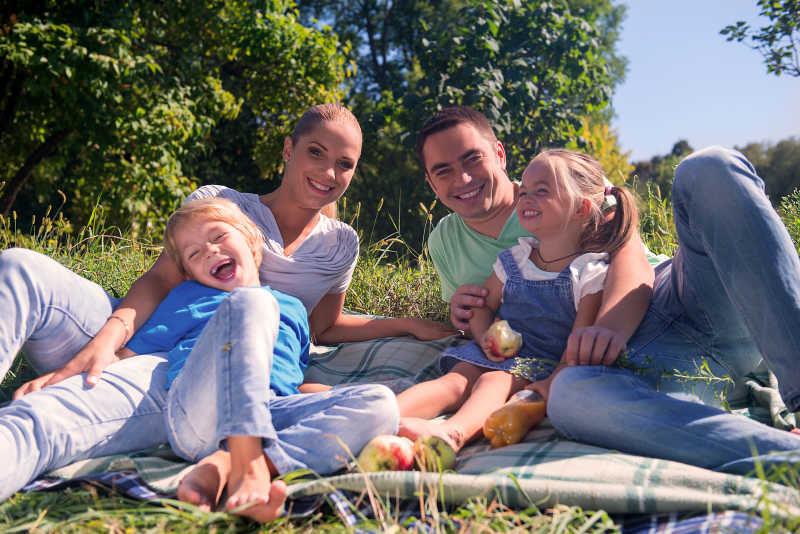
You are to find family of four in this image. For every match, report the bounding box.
[2,104,800,523]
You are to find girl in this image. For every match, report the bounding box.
[0,104,452,521]
[397,148,638,451]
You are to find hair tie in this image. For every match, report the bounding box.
[604,185,614,196]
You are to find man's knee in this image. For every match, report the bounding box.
[351,384,400,435]
[673,146,762,202]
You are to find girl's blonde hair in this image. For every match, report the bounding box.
[163,198,264,276]
[534,148,638,256]
[290,103,361,221]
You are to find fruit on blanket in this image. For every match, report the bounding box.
[483,390,546,448]
[485,320,523,359]
[413,436,457,472]
[357,435,415,471]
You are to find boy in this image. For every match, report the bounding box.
[122,198,398,521]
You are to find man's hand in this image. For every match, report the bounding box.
[449,285,488,334]
[563,326,625,367]
[13,339,121,399]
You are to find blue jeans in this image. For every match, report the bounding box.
[0,250,399,500]
[548,146,800,473]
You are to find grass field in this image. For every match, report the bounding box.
[2,185,800,532]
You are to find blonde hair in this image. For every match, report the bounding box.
[290,103,362,144]
[289,103,360,221]
[163,198,264,275]
[534,149,638,256]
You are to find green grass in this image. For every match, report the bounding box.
[3,186,800,532]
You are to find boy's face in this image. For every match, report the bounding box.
[174,219,260,291]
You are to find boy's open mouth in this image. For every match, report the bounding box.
[210,258,236,281]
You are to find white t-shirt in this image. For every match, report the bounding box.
[493,237,609,311]
[186,185,359,313]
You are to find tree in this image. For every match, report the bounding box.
[737,137,800,201]
[0,0,345,234]
[720,0,800,77]
[629,140,695,198]
[299,0,624,251]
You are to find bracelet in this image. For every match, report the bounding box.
[107,314,131,344]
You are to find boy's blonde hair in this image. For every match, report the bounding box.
[163,198,264,276]
[534,149,639,256]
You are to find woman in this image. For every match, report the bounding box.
[0,104,453,519]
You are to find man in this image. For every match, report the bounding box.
[417,107,655,365]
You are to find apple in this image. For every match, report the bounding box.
[485,320,523,359]
[356,435,415,472]
[413,436,457,472]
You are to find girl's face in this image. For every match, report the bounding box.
[174,219,260,291]
[282,120,362,210]
[517,158,579,239]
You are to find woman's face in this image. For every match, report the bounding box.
[282,120,362,210]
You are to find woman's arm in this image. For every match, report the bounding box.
[14,252,184,398]
[309,292,457,344]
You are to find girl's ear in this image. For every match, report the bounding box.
[574,198,591,218]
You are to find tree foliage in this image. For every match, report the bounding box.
[300,0,624,250]
[629,140,694,198]
[0,0,345,234]
[720,0,800,77]
[738,137,800,201]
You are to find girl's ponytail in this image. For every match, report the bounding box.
[579,185,639,256]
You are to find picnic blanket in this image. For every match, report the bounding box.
[22,335,800,526]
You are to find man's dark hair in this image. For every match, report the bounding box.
[415,107,498,168]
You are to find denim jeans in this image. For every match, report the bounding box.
[0,250,399,500]
[166,287,399,474]
[548,146,800,473]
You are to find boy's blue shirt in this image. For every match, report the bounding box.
[126,280,310,395]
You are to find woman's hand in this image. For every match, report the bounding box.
[449,284,488,334]
[563,325,625,367]
[12,336,122,399]
[404,318,459,341]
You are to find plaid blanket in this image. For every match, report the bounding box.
[23,335,800,528]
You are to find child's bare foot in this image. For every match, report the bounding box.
[177,450,231,511]
[398,416,465,453]
[225,455,287,522]
[223,436,287,523]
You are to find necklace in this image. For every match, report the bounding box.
[534,247,582,265]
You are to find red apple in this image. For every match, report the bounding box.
[356,435,415,472]
[485,320,522,359]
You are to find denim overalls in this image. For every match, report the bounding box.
[440,248,583,382]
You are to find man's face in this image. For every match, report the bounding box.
[422,123,509,221]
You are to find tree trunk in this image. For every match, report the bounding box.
[1,129,71,216]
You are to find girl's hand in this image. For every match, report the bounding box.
[405,318,459,341]
[564,326,625,366]
[479,331,507,363]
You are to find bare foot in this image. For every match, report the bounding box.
[177,450,231,511]
[398,416,465,452]
[225,456,287,522]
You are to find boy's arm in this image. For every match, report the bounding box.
[563,231,653,365]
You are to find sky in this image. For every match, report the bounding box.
[612,0,800,162]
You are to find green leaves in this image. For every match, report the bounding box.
[720,0,800,77]
[1,0,345,235]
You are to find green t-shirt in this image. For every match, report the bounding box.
[428,211,667,302]
[428,210,532,301]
